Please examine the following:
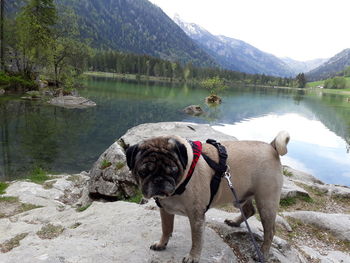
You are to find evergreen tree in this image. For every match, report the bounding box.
[296,73,306,88]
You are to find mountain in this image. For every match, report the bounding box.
[280,57,328,75]
[54,0,217,67]
[174,15,295,77]
[306,49,350,81]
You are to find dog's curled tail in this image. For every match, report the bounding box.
[271,131,290,156]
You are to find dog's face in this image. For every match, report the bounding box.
[126,137,188,199]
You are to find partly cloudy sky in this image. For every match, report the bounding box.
[150,0,350,61]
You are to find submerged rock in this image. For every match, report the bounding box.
[88,122,237,198]
[205,94,222,104]
[183,105,204,116]
[48,95,96,109]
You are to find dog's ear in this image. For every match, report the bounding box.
[174,140,188,169]
[126,144,139,170]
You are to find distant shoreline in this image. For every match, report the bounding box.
[84,71,350,96]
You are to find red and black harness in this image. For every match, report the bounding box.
[155,139,228,212]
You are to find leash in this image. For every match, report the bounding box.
[224,166,265,263]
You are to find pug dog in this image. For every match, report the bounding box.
[126,131,290,262]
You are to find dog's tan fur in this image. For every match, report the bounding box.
[127,131,290,262]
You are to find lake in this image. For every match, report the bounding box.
[0,77,349,186]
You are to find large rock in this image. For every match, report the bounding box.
[3,173,90,208]
[88,122,237,198]
[283,211,350,242]
[0,200,236,263]
[48,95,96,109]
[300,246,350,263]
[0,88,5,95]
[283,166,323,185]
[283,166,350,198]
[281,177,310,200]
[119,122,237,147]
[88,141,137,198]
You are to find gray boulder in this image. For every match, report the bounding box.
[283,166,350,198]
[88,122,237,198]
[281,177,310,199]
[283,211,350,242]
[0,200,236,263]
[88,141,137,199]
[48,95,96,109]
[300,246,350,263]
[0,88,5,95]
[283,166,323,185]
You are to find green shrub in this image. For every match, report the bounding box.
[0,182,9,195]
[324,77,347,89]
[0,72,37,91]
[27,167,51,184]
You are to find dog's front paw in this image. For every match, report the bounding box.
[150,242,167,251]
[224,219,241,227]
[182,255,199,263]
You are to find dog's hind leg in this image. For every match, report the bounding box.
[255,196,279,259]
[224,199,256,227]
[150,208,174,251]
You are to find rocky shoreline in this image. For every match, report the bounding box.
[1,122,349,262]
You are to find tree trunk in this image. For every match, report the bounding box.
[0,0,5,71]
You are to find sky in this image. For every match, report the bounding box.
[150,0,350,61]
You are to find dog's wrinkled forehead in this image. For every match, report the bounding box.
[140,137,178,152]
[126,136,188,170]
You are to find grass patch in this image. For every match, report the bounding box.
[125,191,143,204]
[0,182,9,194]
[76,204,91,212]
[280,195,313,207]
[43,180,56,189]
[27,167,51,184]
[100,159,112,170]
[115,161,125,170]
[36,224,64,239]
[67,175,81,183]
[0,233,28,253]
[283,168,293,177]
[0,196,19,203]
[306,80,325,88]
[280,182,350,213]
[284,217,350,253]
[20,203,42,212]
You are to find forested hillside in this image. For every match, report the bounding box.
[60,0,217,67]
[306,49,350,81]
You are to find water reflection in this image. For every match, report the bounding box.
[0,79,349,186]
[213,113,350,186]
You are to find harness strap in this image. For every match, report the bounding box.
[173,140,202,195]
[203,139,228,212]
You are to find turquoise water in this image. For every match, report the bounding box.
[0,78,349,186]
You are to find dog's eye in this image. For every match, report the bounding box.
[138,170,148,178]
[166,166,178,175]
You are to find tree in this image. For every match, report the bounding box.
[201,76,228,95]
[46,5,90,88]
[0,0,5,71]
[14,0,56,78]
[296,73,306,88]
